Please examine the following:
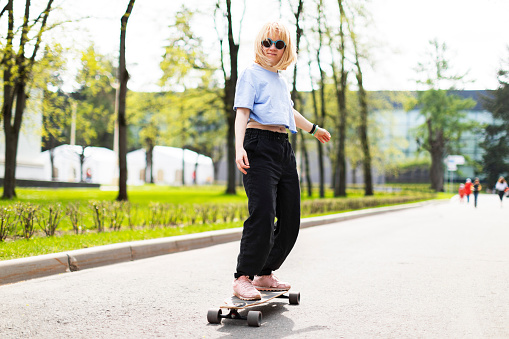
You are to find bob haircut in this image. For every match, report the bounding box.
[254,21,297,71]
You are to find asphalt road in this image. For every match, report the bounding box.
[1,194,508,338]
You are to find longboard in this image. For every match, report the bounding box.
[207,289,300,327]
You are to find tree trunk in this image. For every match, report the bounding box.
[1,0,53,199]
[79,147,85,182]
[2,0,21,199]
[182,148,186,186]
[224,0,239,195]
[2,84,27,199]
[334,0,348,197]
[348,17,374,196]
[49,147,57,181]
[430,150,445,192]
[317,59,326,198]
[290,0,304,148]
[309,79,324,197]
[2,128,19,199]
[315,2,327,198]
[116,0,136,201]
[428,119,445,192]
[357,74,373,196]
[145,140,154,183]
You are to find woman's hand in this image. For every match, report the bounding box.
[314,127,331,144]
[236,147,250,175]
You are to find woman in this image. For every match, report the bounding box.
[495,176,508,206]
[232,21,331,300]
[464,178,473,203]
[472,177,482,208]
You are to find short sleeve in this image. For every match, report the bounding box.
[233,71,255,111]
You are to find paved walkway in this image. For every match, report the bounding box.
[0,194,508,338]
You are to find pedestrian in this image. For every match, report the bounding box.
[458,183,465,202]
[232,21,331,300]
[495,176,508,207]
[464,178,473,203]
[472,177,482,208]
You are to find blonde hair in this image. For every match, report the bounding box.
[254,21,297,71]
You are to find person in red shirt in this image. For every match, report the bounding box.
[458,183,465,202]
[464,178,473,203]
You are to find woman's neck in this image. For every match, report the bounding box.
[256,62,278,73]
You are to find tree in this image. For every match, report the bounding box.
[409,40,476,192]
[37,44,71,180]
[315,0,329,198]
[214,0,245,194]
[158,6,223,184]
[346,12,373,196]
[1,0,55,199]
[117,0,136,201]
[332,0,348,197]
[289,0,304,149]
[73,46,117,182]
[481,55,509,186]
[127,91,165,184]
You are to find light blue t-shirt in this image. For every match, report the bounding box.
[234,63,297,134]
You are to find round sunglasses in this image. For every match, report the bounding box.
[261,38,286,50]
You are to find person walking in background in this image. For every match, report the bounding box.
[464,178,473,203]
[458,183,465,202]
[495,176,508,207]
[472,177,482,208]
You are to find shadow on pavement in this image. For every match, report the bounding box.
[211,302,329,338]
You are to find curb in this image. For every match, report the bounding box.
[0,200,442,286]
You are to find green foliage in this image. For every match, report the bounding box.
[410,39,477,191]
[38,204,63,237]
[16,203,39,240]
[74,45,117,148]
[159,5,214,90]
[481,55,509,186]
[0,206,17,242]
[36,43,72,150]
[384,156,431,176]
[301,195,433,216]
[0,188,435,260]
[412,89,476,153]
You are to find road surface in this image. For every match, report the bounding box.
[1,194,508,338]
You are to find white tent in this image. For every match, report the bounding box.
[127,146,214,186]
[39,145,117,185]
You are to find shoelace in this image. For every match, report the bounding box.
[268,275,282,286]
[238,278,255,290]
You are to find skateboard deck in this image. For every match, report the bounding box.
[207,289,300,327]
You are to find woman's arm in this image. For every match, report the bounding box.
[293,108,331,144]
[235,108,251,174]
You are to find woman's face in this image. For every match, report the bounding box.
[262,34,285,66]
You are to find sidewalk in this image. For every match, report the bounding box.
[0,200,442,286]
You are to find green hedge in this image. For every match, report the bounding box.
[0,194,434,243]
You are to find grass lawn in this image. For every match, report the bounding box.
[0,185,248,206]
[0,184,443,261]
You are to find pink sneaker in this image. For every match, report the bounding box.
[233,276,262,300]
[253,274,291,291]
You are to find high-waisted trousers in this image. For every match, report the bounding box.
[235,129,301,279]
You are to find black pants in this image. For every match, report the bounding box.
[235,129,301,279]
[473,191,479,207]
[498,190,505,201]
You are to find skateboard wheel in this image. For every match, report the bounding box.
[247,311,262,327]
[289,291,300,305]
[207,308,222,324]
